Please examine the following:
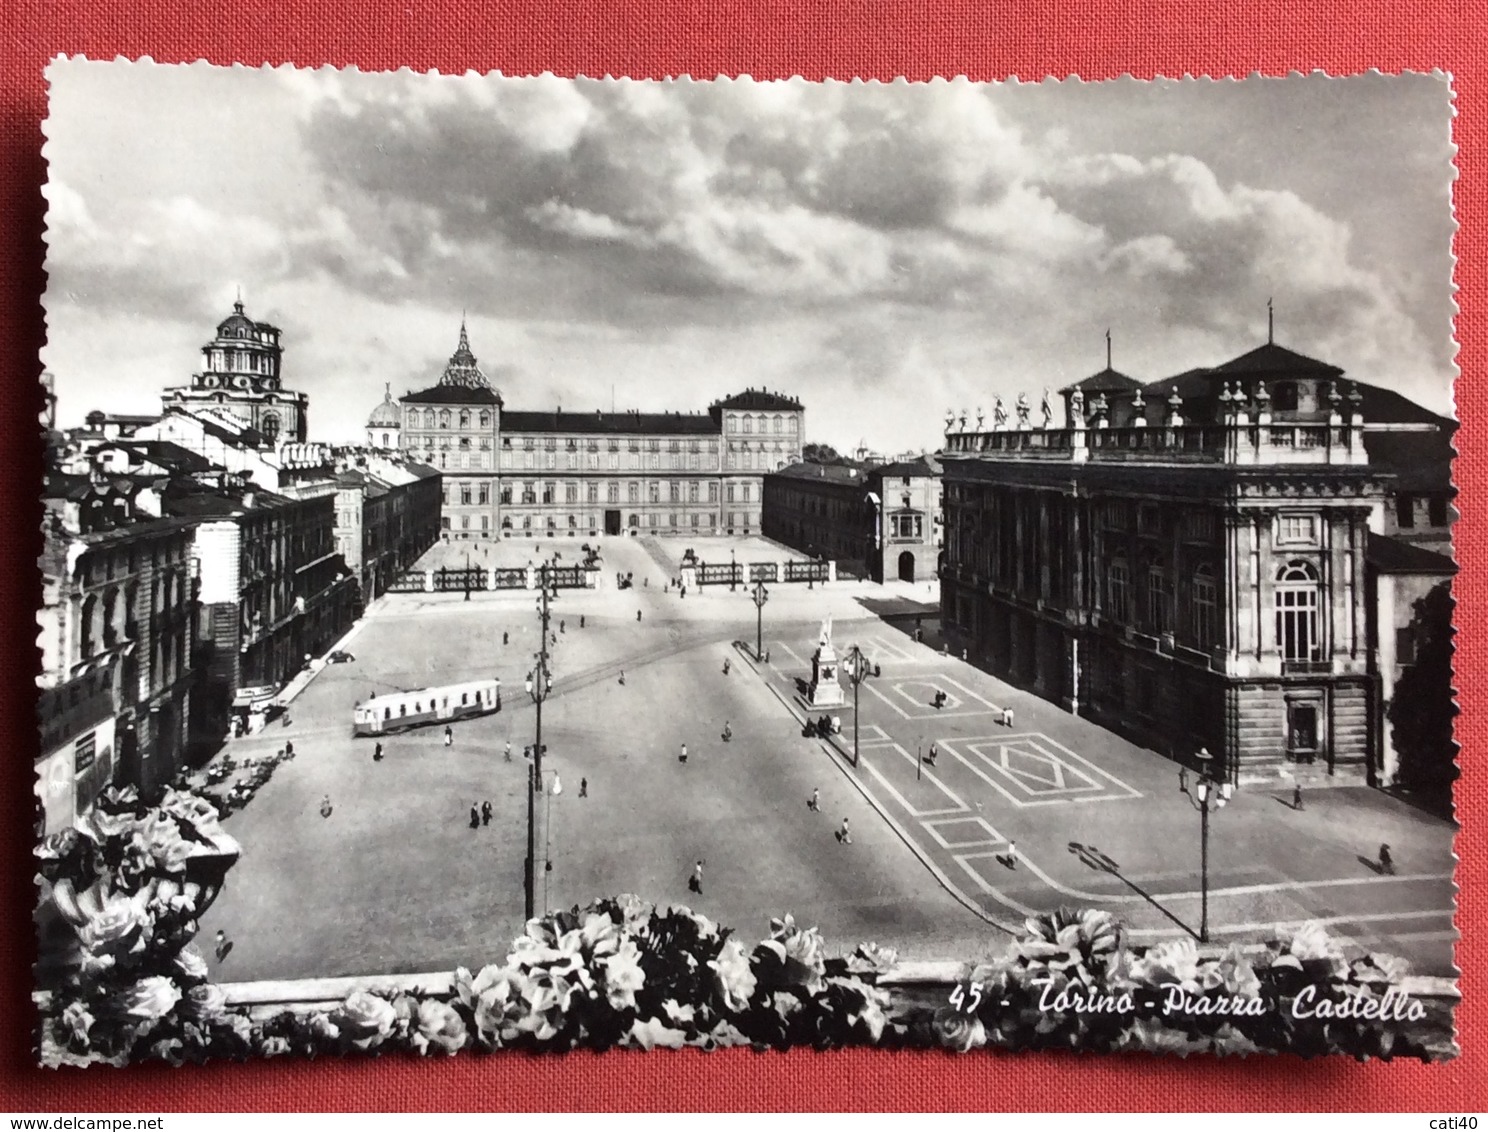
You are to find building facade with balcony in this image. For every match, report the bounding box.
[39,493,198,797]
[939,340,1453,783]
[395,323,805,540]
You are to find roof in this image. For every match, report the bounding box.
[501,410,721,436]
[871,458,940,480]
[711,388,804,411]
[768,461,867,485]
[213,300,279,338]
[1366,532,1457,575]
[367,383,401,427]
[402,385,504,405]
[113,440,214,473]
[1210,341,1344,379]
[1059,367,1144,395]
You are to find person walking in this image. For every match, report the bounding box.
[637,610,643,622]
[838,818,852,845]
[503,630,509,646]
[808,788,820,812]
[469,804,480,830]
[618,670,626,686]
[560,619,566,633]
[1379,843,1394,875]
[580,615,585,629]
[284,739,294,757]
[722,657,731,675]
[1005,840,1018,869]
[214,929,231,963]
[320,795,333,819]
[374,741,383,762]
[1293,783,1305,811]
[444,725,453,747]
[579,777,588,798]
[679,742,689,764]
[504,740,513,762]
[1002,707,1015,728]
[925,743,938,767]
[722,721,732,742]
[689,859,704,894]
[481,800,492,827]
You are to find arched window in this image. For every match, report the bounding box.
[742,414,753,434]
[1275,560,1321,662]
[1191,562,1216,649]
[1146,560,1173,634]
[260,412,281,446]
[439,410,452,429]
[1106,558,1130,623]
[774,414,783,433]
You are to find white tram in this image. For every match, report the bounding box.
[353,678,501,737]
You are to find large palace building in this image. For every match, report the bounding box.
[939,337,1455,787]
[162,300,309,446]
[387,322,805,538]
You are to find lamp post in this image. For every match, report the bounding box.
[523,560,554,921]
[751,579,769,662]
[1179,746,1233,943]
[544,772,562,913]
[464,550,471,601]
[845,644,867,767]
[731,547,738,592]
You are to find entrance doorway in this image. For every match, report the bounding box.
[1286,700,1321,762]
[604,509,622,536]
[897,550,916,582]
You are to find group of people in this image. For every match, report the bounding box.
[469,800,494,829]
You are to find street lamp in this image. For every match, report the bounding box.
[523,560,555,921]
[731,547,737,592]
[1179,746,1234,943]
[544,772,562,913]
[845,644,867,767]
[464,550,471,601]
[751,579,769,662]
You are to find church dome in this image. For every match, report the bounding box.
[367,383,400,428]
[216,300,259,339]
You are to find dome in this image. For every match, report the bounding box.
[216,300,258,339]
[367,383,400,428]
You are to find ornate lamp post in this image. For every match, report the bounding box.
[845,644,867,767]
[731,547,738,592]
[523,562,554,920]
[1179,746,1233,943]
[751,579,769,662]
[464,550,471,601]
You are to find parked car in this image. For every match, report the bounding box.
[327,650,356,664]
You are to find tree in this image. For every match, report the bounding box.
[802,442,843,465]
[1388,579,1458,815]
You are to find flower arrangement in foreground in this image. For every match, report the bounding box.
[37,882,1454,1065]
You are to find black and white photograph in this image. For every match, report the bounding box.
[34,61,1459,1065]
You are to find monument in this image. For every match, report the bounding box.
[807,615,846,708]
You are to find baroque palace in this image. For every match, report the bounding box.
[373,323,805,539]
[939,335,1455,790]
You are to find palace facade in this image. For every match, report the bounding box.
[390,323,804,539]
[940,339,1455,786]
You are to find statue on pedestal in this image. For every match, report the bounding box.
[1040,387,1054,429]
[992,396,1008,430]
[1015,392,1031,430]
[808,613,845,708]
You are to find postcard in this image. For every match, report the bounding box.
[34,61,1458,1064]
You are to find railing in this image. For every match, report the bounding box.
[1281,657,1335,675]
[784,560,829,583]
[943,420,1364,465]
[696,562,741,587]
[749,562,779,583]
[433,567,487,593]
[545,565,587,589]
[386,572,426,594]
[492,567,527,590]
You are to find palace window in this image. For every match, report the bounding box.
[708,482,718,503]
[500,487,512,504]
[1107,558,1130,623]
[628,482,639,503]
[688,481,699,503]
[1278,513,1319,546]
[742,415,753,434]
[459,410,470,428]
[1396,494,1416,529]
[565,484,578,504]
[608,483,620,504]
[541,484,554,504]
[587,483,599,503]
[460,484,472,506]
[439,410,451,429]
[669,482,681,502]
[1275,560,1322,662]
[479,411,491,427]
[1191,563,1217,649]
[649,483,661,503]
[1146,563,1173,635]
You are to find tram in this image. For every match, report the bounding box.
[352,678,501,737]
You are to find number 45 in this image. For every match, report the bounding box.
[948,983,983,1014]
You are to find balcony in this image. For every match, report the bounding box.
[1281,658,1334,676]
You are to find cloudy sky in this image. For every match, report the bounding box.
[42,63,1456,452]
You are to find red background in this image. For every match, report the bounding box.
[1,0,1484,1112]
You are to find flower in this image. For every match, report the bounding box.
[1114,1016,1212,1056]
[1284,921,1349,978]
[411,1000,469,1056]
[662,998,697,1026]
[159,789,226,838]
[599,938,646,1011]
[1350,951,1412,986]
[755,922,827,995]
[625,1016,686,1050]
[455,965,536,1048]
[932,1007,987,1051]
[53,879,151,955]
[611,893,655,933]
[576,912,621,958]
[1127,937,1203,992]
[708,938,758,1012]
[173,944,209,983]
[845,941,899,976]
[184,983,228,1021]
[60,1000,95,1047]
[258,1035,292,1058]
[304,1012,341,1044]
[80,806,137,843]
[132,813,195,874]
[333,990,398,1051]
[106,976,181,1021]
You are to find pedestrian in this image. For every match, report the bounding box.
[722,657,731,675]
[689,859,704,894]
[962,648,968,661]
[1178,766,1188,793]
[214,929,231,962]
[503,630,509,646]
[444,725,453,747]
[469,804,480,830]
[644,577,649,588]
[374,741,383,762]
[618,670,626,685]
[722,721,732,742]
[1293,783,1304,811]
[285,739,294,757]
[808,788,819,812]
[481,800,492,826]
[560,619,566,633]
[679,742,688,764]
[1379,843,1394,875]
[1002,707,1015,728]
[838,818,852,845]
[926,743,938,767]
[637,610,643,622]
[1006,840,1018,869]
[580,777,588,798]
[320,794,333,819]
[580,615,586,629]
[505,740,512,762]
